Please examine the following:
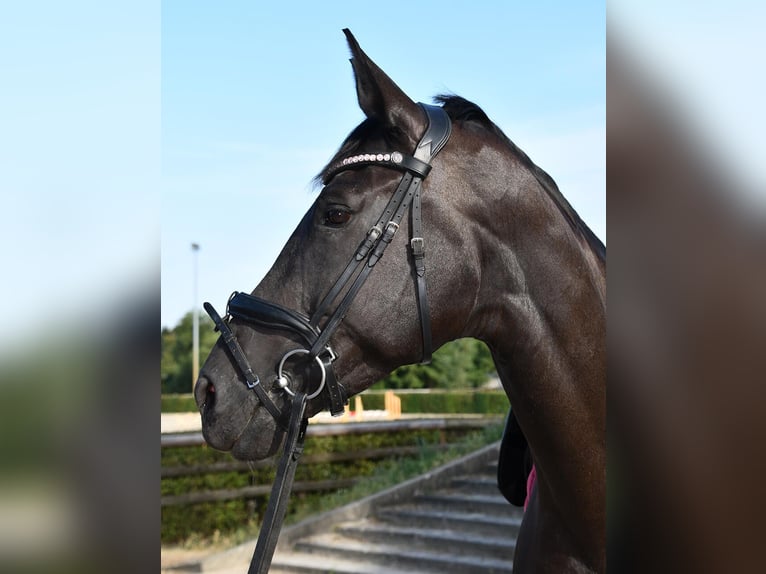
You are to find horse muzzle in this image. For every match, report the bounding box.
[202,293,347,429]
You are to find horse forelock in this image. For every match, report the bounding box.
[315,117,401,187]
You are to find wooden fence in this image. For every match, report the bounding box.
[161,417,499,508]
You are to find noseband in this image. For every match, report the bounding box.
[204,103,451,425]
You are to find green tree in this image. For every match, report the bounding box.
[374,338,495,390]
[161,311,219,394]
[161,317,495,394]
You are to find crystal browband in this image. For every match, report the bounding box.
[324,149,432,182]
[342,151,403,165]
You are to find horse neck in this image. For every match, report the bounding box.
[467,166,606,541]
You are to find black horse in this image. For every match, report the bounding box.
[196,30,605,573]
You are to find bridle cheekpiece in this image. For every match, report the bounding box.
[204,102,451,424]
[202,102,451,574]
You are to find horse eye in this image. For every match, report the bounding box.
[324,208,352,227]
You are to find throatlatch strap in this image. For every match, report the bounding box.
[411,184,432,364]
[249,393,308,574]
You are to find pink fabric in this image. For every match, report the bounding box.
[524,465,537,511]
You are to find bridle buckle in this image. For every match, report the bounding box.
[245,373,262,390]
[368,225,382,241]
[410,237,425,257]
[320,346,337,363]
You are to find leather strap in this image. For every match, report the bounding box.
[322,357,347,416]
[311,168,418,328]
[415,103,452,161]
[228,292,320,347]
[323,151,431,183]
[308,174,422,359]
[204,302,286,426]
[312,104,448,367]
[248,392,308,574]
[407,103,447,364]
[411,184,432,364]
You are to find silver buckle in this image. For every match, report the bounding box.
[245,373,261,390]
[321,346,337,362]
[368,225,382,241]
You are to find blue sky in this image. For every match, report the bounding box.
[1,3,159,352]
[161,1,606,329]
[2,2,762,349]
[0,2,606,341]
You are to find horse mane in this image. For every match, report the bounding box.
[434,94,606,262]
[316,95,605,262]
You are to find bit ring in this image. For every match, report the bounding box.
[276,349,326,400]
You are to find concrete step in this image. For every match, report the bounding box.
[288,534,513,574]
[450,474,504,496]
[189,442,513,574]
[336,519,516,560]
[377,504,523,537]
[269,551,426,574]
[413,491,519,517]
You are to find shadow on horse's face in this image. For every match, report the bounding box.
[194,33,482,461]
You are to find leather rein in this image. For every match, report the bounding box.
[203,103,451,573]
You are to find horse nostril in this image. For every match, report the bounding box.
[194,376,215,411]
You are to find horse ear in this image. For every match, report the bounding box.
[343,29,425,144]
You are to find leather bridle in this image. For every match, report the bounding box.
[203,103,451,573]
[204,103,451,424]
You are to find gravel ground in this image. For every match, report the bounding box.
[161,413,202,434]
[160,546,213,572]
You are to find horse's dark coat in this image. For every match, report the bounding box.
[196,30,605,573]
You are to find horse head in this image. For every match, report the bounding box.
[194,29,605,573]
[195,30,481,459]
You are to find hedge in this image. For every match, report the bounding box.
[161,393,197,412]
[161,424,503,543]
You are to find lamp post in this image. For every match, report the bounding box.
[191,242,200,392]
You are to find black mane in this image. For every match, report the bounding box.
[317,95,605,262]
[434,95,605,261]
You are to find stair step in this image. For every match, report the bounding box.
[270,551,426,574]
[377,505,523,537]
[414,492,518,517]
[289,534,513,574]
[336,519,516,559]
[450,474,503,496]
